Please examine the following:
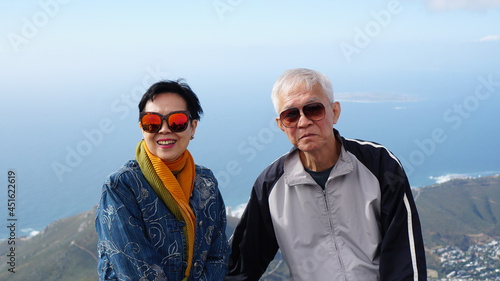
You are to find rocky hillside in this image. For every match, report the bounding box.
[1,175,498,280]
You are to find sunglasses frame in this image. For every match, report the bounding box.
[279,102,327,128]
[140,111,191,133]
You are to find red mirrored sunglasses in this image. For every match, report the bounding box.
[140,111,191,133]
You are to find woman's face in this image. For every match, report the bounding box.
[141,92,197,162]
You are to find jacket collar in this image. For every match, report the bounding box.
[284,129,354,187]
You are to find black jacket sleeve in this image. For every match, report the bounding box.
[225,161,283,281]
[379,163,427,280]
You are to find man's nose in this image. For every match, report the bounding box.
[296,111,313,128]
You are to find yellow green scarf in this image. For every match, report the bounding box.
[136,140,196,278]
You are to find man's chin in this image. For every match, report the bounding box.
[297,144,322,154]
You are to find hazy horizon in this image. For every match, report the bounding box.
[1,0,499,238]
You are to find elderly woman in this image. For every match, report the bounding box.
[95,80,230,280]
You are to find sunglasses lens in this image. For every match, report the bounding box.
[279,103,326,128]
[303,103,325,120]
[168,112,189,132]
[141,113,162,133]
[280,108,300,127]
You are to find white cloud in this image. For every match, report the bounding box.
[429,171,500,184]
[226,203,247,218]
[467,35,500,43]
[429,173,469,184]
[335,92,418,103]
[479,35,500,42]
[427,0,500,11]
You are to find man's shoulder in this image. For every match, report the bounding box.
[341,136,406,185]
[342,137,399,162]
[343,136,384,150]
[252,150,290,193]
[335,129,393,160]
[261,151,289,177]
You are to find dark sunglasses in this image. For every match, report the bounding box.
[140,111,191,133]
[279,102,326,128]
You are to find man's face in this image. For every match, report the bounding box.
[275,83,340,153]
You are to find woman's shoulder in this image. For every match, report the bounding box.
[105,160,143,188]
[195,164,215,177]
[194,164,218,189]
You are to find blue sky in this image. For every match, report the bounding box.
[1,0,499,235]
[1,0,499,105]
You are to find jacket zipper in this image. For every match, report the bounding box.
[322,187,348,281]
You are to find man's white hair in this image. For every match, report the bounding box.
[271,68,334,114]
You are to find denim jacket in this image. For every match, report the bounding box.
[95,160,230,280]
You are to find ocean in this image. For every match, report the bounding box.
[1,85,500,239]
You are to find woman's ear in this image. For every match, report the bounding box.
[190,119,198,138]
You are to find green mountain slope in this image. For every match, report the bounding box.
[0,207,98,281]
[414,175,500,249]
[0,175,498,280]
[0,206,242,281]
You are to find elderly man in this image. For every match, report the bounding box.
[225,68,426,280]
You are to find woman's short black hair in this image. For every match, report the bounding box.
[138,79,203,121]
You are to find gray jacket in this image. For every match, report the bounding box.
[226,129,426,281]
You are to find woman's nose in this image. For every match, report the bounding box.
[158,119,172,133]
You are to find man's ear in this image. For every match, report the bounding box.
[276,117,286,132]
[332,102,341,124]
